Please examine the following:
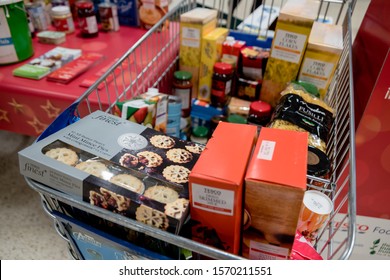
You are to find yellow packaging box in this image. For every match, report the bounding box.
[179,8,218,99]
[198,27,229,102]
[298,22,343,99]
[260,0,320,108]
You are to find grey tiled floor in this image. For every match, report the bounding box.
[0,0,370,260]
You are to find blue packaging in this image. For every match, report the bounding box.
[167,96,182,138]
[190,99,225,131]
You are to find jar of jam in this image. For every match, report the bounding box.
[172,70,192,118]
[191,126,209,145]
[76,0,98,38]
[51,5,75,34]
[211,62,233,108]
[247,100,272,127]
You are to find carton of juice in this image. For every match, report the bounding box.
[298,21,343,99]
[260,0,320,107]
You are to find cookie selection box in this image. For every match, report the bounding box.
[19,111,203,234]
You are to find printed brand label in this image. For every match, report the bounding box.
[249,240,289,260]
[299,57,335,89]
[175,88,190,109]
[182,27,200,48]
[0,8,18,64]
[117,133,148,150]
[271,30,307,63]
[258,140,276,160]
[192,183,234,216]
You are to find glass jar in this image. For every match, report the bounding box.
[51,5,75,34]
[211,62,233,108]
[247,100,272,127]
[172,70,192,118]
[75,0,98,38]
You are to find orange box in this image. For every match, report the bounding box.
[189,122,257,254]
[243,127,308,259]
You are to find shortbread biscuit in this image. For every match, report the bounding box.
[185,143,205,154]
[150,135,175,149]
[162,165,190,184]
[137,151,163,167]
[166,148,193,163]
[144,185,179,204]
[89,188,130,212]
[164,198,189,219]
[135,205,169,230]
[75,161,108,178]
[119,153,139,168]
[45,147,78,166]
[109,174,145,194]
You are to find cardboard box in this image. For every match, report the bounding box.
[198,27,229,102]
[298,22,343,99]
[189,122,257,254]
[179,8,218,99]
[19,111,203,234]
[260,0,320,107]
[243,127,308,259]
[113,88,169,133]
[221,37,246,68]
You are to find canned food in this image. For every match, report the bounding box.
[98,2,119,32]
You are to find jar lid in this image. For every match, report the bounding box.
[213,62,233,75]
[51,5,71,15]
[192,126,209,138]
[249,100,271,117]
[174,71,192,81]
[307,146,331,177]
[227,114,247,124]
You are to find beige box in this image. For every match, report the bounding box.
[198,27,229,102]
[260,0,320,107]
[243,127,308,259]
[179,8,218,99]
[298,22,343,99]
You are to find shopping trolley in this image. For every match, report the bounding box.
[24,0,357,260]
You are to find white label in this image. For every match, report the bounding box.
[0,8,18,64]
[155,98,167,126]
[182,27,200,48]
[299,57,335,90]
[191,183,234,216]
[257,140,276,161]
[271,30,307,63]
[86,16,98,33]
[175,88,191,109]
[249,240,289,260]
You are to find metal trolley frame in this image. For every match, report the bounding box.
[25,0,357,260]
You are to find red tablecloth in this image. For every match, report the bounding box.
[0,26,150,137]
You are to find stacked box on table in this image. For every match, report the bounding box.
[189,122,257,254]
[243,127,308,259]
[19,111,204,234]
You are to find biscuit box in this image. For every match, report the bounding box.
[189,122,257,254]
[243,127,308,259]
[260,0,320,107]
[18,111,204,234]
[198,27,229,102]
[298,21,343,99]
[179,8,218,99]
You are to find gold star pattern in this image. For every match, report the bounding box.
[0,109,10,123]
[8,98,24,113]
[27,117,48,134]
[41,100,61,119]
